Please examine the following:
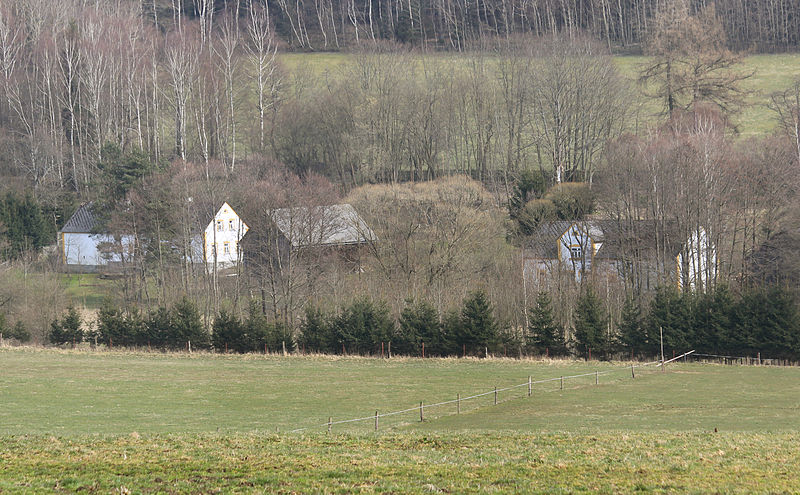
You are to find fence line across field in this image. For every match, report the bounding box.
[289,350,696,433]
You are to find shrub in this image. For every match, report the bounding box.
[544,182,594,220]
[517,199,557,235]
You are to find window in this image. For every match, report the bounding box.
[223,242,230,254]
[229,219,234,231]
[570,245,582,260]
[216,220,223,232]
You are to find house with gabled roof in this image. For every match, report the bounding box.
[524,220,715,291]
[59,202,135,270]
[194,202,249,269]
[241,203,376,269]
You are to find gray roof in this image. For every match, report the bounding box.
[59,203,99,233]
[271,203,376,248]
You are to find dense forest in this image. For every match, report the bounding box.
[133,0,800,52]
[2,0,800,358]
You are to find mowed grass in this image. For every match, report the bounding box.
[1,348,799,435]
[2,349,800,492]
[279,52,800,139]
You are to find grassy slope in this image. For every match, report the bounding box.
[280,52,800,139]
[2,349,798,435]
[2,350,800,492]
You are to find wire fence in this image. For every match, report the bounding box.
[288,350,696,433]
[689,352,800,367]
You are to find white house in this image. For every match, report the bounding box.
[198,202,249,268]
[524,220,716,291]
[59,203,135,269]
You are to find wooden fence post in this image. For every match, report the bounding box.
[457,393,460,414]
[420,402,424,422]
[595,371,598,385]
[528,376,532,397]
[560,376,563,390]
[494,386,497,405]
[631,364,635,378]
[375,411,378,431]
[388,341,391,358]
[328,417,332,434]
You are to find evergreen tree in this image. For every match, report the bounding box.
[617,297,645,356]
[527,291,567,356]
[297,305,333,353]
[452,290,499,356]
[693,286,733,354]
[0,192,53,260]
[573,287,607,359]
[9,321,30,343]
[398,299,442,356]
[49,307,83,345]
[146,306,173,348]
[646,286,694,356]
[331,298,395,355]
[212,309,244,352]
[172,297,210,350]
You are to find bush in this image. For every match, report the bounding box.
[544,182,594,220]
[517,199,557,235]
[49,307,83,346]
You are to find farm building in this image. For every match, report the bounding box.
[241,203,376,268]
[524,220,715,291]
[59,203,135,270]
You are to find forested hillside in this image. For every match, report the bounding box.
[2,0,800,358]
[145,0,800,52]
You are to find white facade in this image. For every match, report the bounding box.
[202,202,248,268]
[61,232,135,267]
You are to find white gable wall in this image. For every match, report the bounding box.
[62,233,135,266]
[203,202,248,268]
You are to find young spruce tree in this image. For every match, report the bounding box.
[527,291,567,356]
[573,287,607,359]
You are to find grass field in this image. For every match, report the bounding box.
[279,52,800,139]
[1,349,799,492]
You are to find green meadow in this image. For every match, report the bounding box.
[279,52,800,139]
[1,349,799,492]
